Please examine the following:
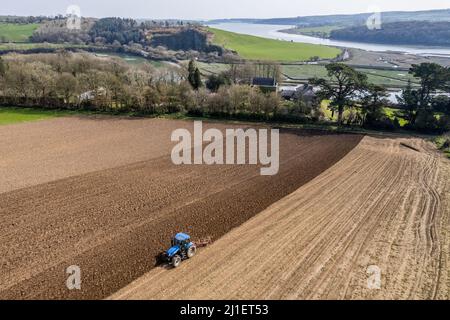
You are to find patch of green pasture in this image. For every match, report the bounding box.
[282,64,418,87]
[383,107,408,126]
[0,23,39,42]
[196,62,231,75]
[0,107,70,125]
[283,64,329,79]
[94,52,167,68]
[362,69,418,87]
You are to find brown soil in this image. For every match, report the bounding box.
[111,136,450,300]
[0,116,244,194]
[0,117,362,299]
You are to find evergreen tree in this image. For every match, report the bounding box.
[396,80,420,125]
[194,68,202,89]
[409,63,448,107]
[0,56,5,77]
[188,59,196,88]
[187,59,202,90]
[361,84,388,126]
[310,63,367,124]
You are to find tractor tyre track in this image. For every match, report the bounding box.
[111,136,450,300]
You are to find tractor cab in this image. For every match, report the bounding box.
[171,233,191,248]
[164,233,197,268]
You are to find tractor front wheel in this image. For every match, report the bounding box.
[172,255,182,268]
[187,245,197,258]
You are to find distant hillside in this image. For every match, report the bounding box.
[208,8,450,27]
[207,18,261,24]
[330,21,450,47]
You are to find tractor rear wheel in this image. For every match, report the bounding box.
[172,255,182,268]
[187,245,197,258]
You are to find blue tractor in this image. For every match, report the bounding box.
[163,233,197,268]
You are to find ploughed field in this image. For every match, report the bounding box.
[112,136,450,300]
[0,116,362,299]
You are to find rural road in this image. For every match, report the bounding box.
[111,136,450,300]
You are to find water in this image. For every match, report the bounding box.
[209,22,450,56]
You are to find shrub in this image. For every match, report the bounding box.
[437,115,450,133]
[414,110,439,133]
[364,116,397,131]
[205,72,231,92]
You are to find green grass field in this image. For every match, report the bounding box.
[208,28,341,62]
[196,62,231,75]
[94,53,167,68]
[283,65,329,79]
[282,64,419,87]
[0,23,39,42]
[0,107,69,125]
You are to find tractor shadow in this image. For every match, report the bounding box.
[154,252,168,267]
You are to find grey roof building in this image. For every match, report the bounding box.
[280,84,318,106]
[251,77,278,93]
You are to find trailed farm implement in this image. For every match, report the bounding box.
[161,233,212,268]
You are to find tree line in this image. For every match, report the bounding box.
[30,17,145,46]
[0,53,295,121]
[28,17,225,63]
[330,21,450,46]
[88,18,145,46]
[1,52,449,133]
[0,15,54,24]
[30,17,210,48]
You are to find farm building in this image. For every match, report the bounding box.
[280,84,318,106]
[251,77,278,93]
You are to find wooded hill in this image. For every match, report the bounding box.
[209,8,450,27]
[329,21,450,46]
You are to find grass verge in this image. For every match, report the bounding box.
[0,107,74,125]
[1,106,440,140]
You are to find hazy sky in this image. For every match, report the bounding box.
[3,0,450,20]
